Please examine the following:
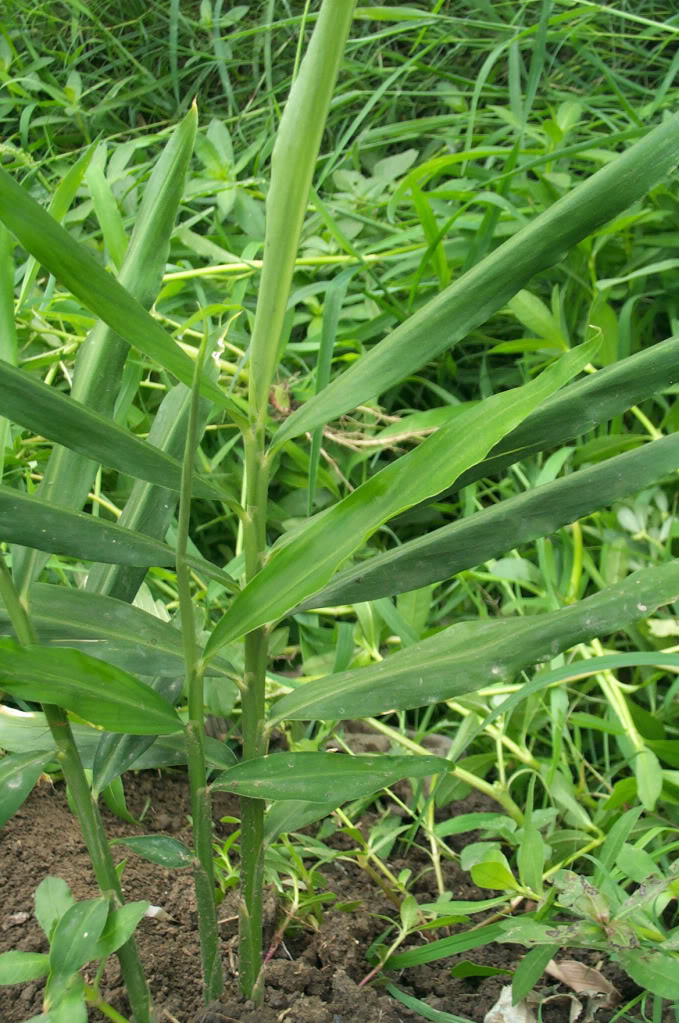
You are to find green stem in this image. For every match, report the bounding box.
[176,332,224,1003]
[0,556,154,1023]
[238,428,270,1001]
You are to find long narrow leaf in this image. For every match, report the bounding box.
[443,334,679,498]
[0,487,237,591]
[0,119,245,427]
[206,342,595,657]
[0,640,182,734]
[300,432,679,607]
[0,583,234,678]
[0,359,223,499]
[211,751,447,802]
[269,559,679,723]
[274,112,679,445]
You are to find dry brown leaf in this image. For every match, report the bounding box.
[545,959,621,1005]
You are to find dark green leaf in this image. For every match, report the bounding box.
[0,489,237,591]
[512,945,559,1004]
[0,359,223,499]
[0,640,182,734]
[211,752,448,802]
[302,432,679,607]
[271,560,679,723]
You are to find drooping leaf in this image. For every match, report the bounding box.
[0,749,52,828]
[0,640,182,734]
[211,751,448,802]
[0,359,223,498]
[207,342,595,657]
[270,560,679,723]
[0,488,237,591]
[274,113,679,444]
[301,431,679,607]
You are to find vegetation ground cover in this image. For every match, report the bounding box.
[2,2,679,1021]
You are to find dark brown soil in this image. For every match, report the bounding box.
[0,771,650,1023]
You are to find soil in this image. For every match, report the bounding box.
[0,771,652,1023]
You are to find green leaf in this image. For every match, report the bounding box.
[517,822,545,896]
[211,752,448,802]
[0,138,245,427]
[613,949,679,1000]
[0,583,235,679]
[512,945,559,1004]
[450,960,512,979]
[35,877,75,942]
[44,971,87,1022]
[0,488,238,591]
[270,559,679,724]
[262,799,341,847]
[0,640,182,734]
[90,901,150,959]
[108,835,194,868]
[0,359,223,499]
[0,749,52,828]
[91,676,184,797]
[274,113,679,444]
[207,342,596,656]
[387,923,507,969]
[0,950,50,985]
[471,860,519,891]
[301,431,679,607]
[48,897,109,977]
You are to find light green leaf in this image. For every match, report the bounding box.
[0,487,238,591]
[613,949,679,1000]
[301,431,679,607]
[270,559,679,724]
[0,950,49,985]
[518,822,545,896]
[0,640,182,734]
[274,112,679,444]
[0,749,52,828]
[207,342,595,656]
[90,902,150,960]
[211,752,448,802]
[35,877,75,942]
[0,359,223,498]
[108,835,193,868]
[634,747,663,812]
[49,897,109,977]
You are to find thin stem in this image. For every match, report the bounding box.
[0,555,154,1023]
[176,331,224,1003]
